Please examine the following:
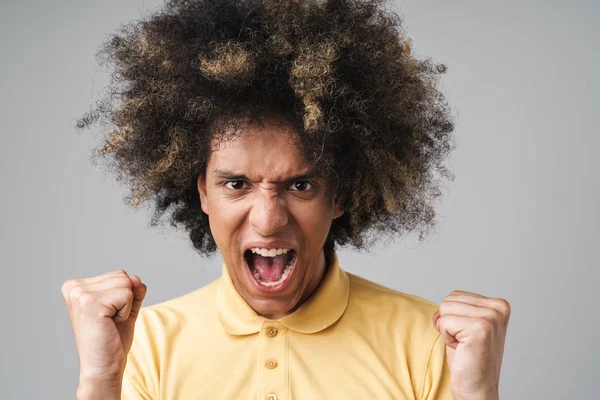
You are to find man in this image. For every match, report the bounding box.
[63,0,511,399]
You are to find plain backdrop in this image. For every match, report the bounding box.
[0,0,598,399]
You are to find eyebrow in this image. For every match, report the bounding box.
[212,168,318,184]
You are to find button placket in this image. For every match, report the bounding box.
[266,326,279,338]
[260,322,287,400]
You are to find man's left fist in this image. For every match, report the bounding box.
[432,290,511,400]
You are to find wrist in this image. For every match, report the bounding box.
[76,380,122,400]
[453,388,499,400]
[464,393,499,400]
[479,393,499,400]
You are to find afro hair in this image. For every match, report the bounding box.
[76,0,456,257]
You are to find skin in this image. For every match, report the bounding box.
[433,290,511,400]
[61,270,147,399]
[197,117,344,319]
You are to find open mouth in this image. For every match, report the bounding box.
[243,248,297,288]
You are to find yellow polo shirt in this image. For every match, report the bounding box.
[121,252,453,399]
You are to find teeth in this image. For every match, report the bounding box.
[250,248,290,257]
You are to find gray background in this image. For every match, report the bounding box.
[0,0,598,398]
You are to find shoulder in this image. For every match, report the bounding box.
[122,279,220,398]
[134,277,221,338]
[341,271,447,397]
[347,272,439,312]
[345,271,440,336]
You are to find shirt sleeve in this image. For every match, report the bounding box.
[420,332,454,400]
[121,309,159,400]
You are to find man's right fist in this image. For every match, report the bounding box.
[61,270,147,387]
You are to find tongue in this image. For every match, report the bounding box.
[252,253,290,282]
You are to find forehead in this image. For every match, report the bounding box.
[208,119,312,180]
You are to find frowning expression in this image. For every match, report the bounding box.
[197,117,343,319]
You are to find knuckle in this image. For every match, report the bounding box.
[77,291,95,308]
[113,275,133,289]
[61,279,76,299]
[122,276,133,289]
[67,285,84,302]
[438,302,451,314]
[493,298,511,316]
[124,288,134,301]
[484,307,503,322]
[113,269,128,276]
[474,318,492,335]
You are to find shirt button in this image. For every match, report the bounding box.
[266,394,277,400]
[266,327,279,338]
[265,359,278,369]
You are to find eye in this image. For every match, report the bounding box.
[288,181,312,191]
[225,180,249,190]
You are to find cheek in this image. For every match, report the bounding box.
[208,201,247,247]
[293,202,335,240]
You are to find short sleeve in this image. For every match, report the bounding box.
[121,309,159,400]
[420,332,454,400]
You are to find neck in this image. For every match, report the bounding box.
[299,249,329,307]
[266,249,329,319]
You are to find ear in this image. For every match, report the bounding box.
[332,193,344,220]
[197,173,209,215]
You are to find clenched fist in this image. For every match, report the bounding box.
[61,270,147,398]
[432,290,510,400]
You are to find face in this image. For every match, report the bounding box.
[197,117,343,319]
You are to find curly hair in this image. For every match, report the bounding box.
[76,0,455,257]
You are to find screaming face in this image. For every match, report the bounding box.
[197,116,343,319]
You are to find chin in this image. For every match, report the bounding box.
[251,297,300,319]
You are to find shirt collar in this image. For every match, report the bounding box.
[216,251,350,335]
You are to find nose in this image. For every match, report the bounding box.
[249,189,289,236]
